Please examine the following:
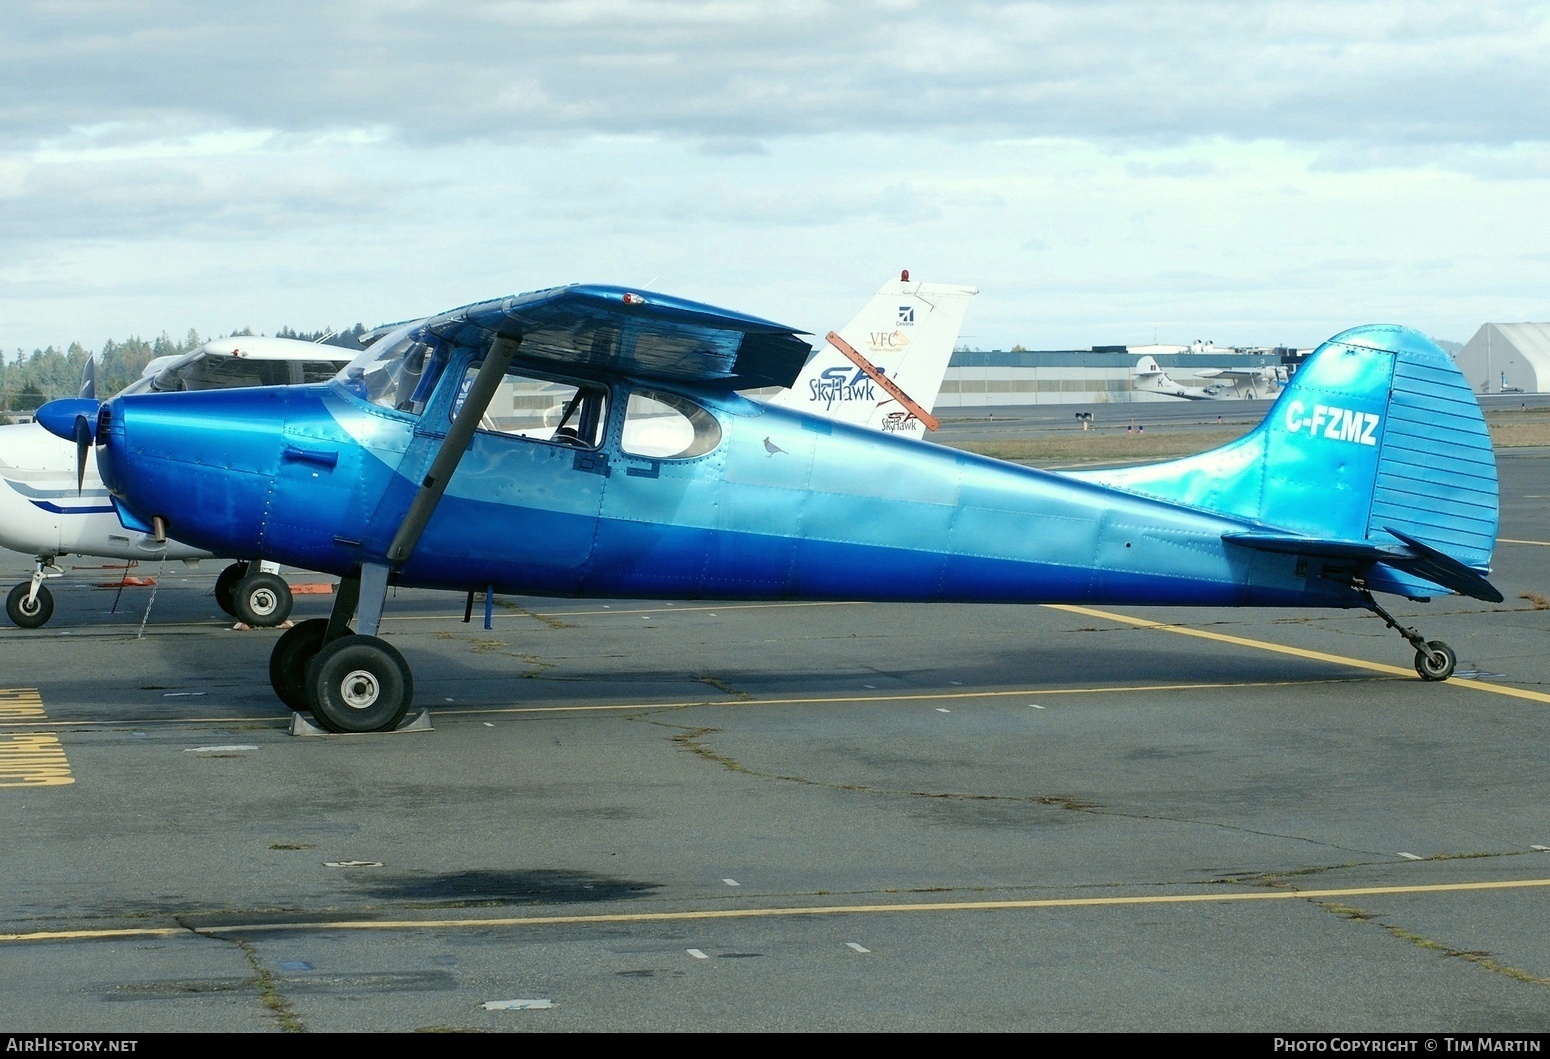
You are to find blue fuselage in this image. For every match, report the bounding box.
[94,368,1358,610]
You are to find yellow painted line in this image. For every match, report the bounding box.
[6,877,1548,944]
[1046,604,1550,705]
[1499,538,1550,547]
[0,688,46,720]
[0,733,74,787]
[0,677,1377,732]
[453,678,1373,718]
[0,689,73,788]
[0,706,74,795]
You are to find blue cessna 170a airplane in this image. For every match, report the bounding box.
[38,283,1501,735]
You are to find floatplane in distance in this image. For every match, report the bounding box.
[2,337,354,628]
[40,279,1500,734]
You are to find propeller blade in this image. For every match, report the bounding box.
[78,353,97,400]
[74,414,92,496]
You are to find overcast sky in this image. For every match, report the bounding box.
[3,0,1547,356]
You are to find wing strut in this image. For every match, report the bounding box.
[350,334,520,637]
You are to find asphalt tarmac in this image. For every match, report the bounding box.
[1,426,1548,1034]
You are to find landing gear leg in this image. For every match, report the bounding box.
[268,574,359,719]
[1358,585,1457,682]
[301,564,413,733]
[269,569,414,734]
[6,557,62,629]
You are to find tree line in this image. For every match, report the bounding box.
[0,325,369,418]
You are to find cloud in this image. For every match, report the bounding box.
[1,1,1545,152]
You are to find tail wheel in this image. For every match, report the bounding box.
[234,571,294,627]
[213,562,250,617]
[268,618,330,712]
[6,583,54,629]
[309,635,414,734]
[1414,641,1457,682]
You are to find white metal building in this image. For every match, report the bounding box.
[1455,323,1550,394]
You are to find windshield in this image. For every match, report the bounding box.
[337,326,450,415]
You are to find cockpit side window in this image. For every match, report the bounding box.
[339,328,450,415]
[455,364,610,449]
[621,390,722,459]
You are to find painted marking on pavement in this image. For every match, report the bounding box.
[1046,604,1550,705]
[7,879,1550,945]
[0,689,72,788]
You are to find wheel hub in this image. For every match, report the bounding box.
[340,669,381,710]
[250,589,278,616]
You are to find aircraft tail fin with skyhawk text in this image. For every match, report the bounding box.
[763,271,977,436]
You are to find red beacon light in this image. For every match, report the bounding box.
[622,292,645,306]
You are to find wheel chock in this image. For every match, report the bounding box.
[286,709,434,737]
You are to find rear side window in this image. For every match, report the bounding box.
[621,391,721,459]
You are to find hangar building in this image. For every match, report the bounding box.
[1454,323,1550,395]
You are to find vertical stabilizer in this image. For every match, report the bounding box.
[765,272,977,436]
[1068,325,1499,599]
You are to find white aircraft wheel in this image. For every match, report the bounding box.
[214,562,250,617]
[234,572,293,627]
[309,635,414,734]
[269,618,330,713]
[1414,641,1456,682]
[6,583,54,629]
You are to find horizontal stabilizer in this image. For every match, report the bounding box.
[1224,529,1503,603]
[1384,527,1505,603]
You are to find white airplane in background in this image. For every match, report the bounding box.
[1193,364,1288,399]
[1133,355,1287,401]
[0,337,356,628]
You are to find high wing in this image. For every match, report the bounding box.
[413,284,814,391]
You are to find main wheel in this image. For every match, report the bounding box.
[234,571,293,627]
[269,618,330,712]
[214,562,250,617]
[309,635,414,734]
[6,583,54,629]
[1414,640,1457,682]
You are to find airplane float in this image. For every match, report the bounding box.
[39,281,1500,735]
[10,275,974,632]
[1,337,354,628]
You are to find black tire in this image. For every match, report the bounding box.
[269,618,330,712]
[309,635,414,734]
[234,571,293,627]
[214,562,250,617]
[6,583,54,629]
[1415,640,1457,682]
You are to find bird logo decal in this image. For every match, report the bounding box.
[763,436,787,457]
